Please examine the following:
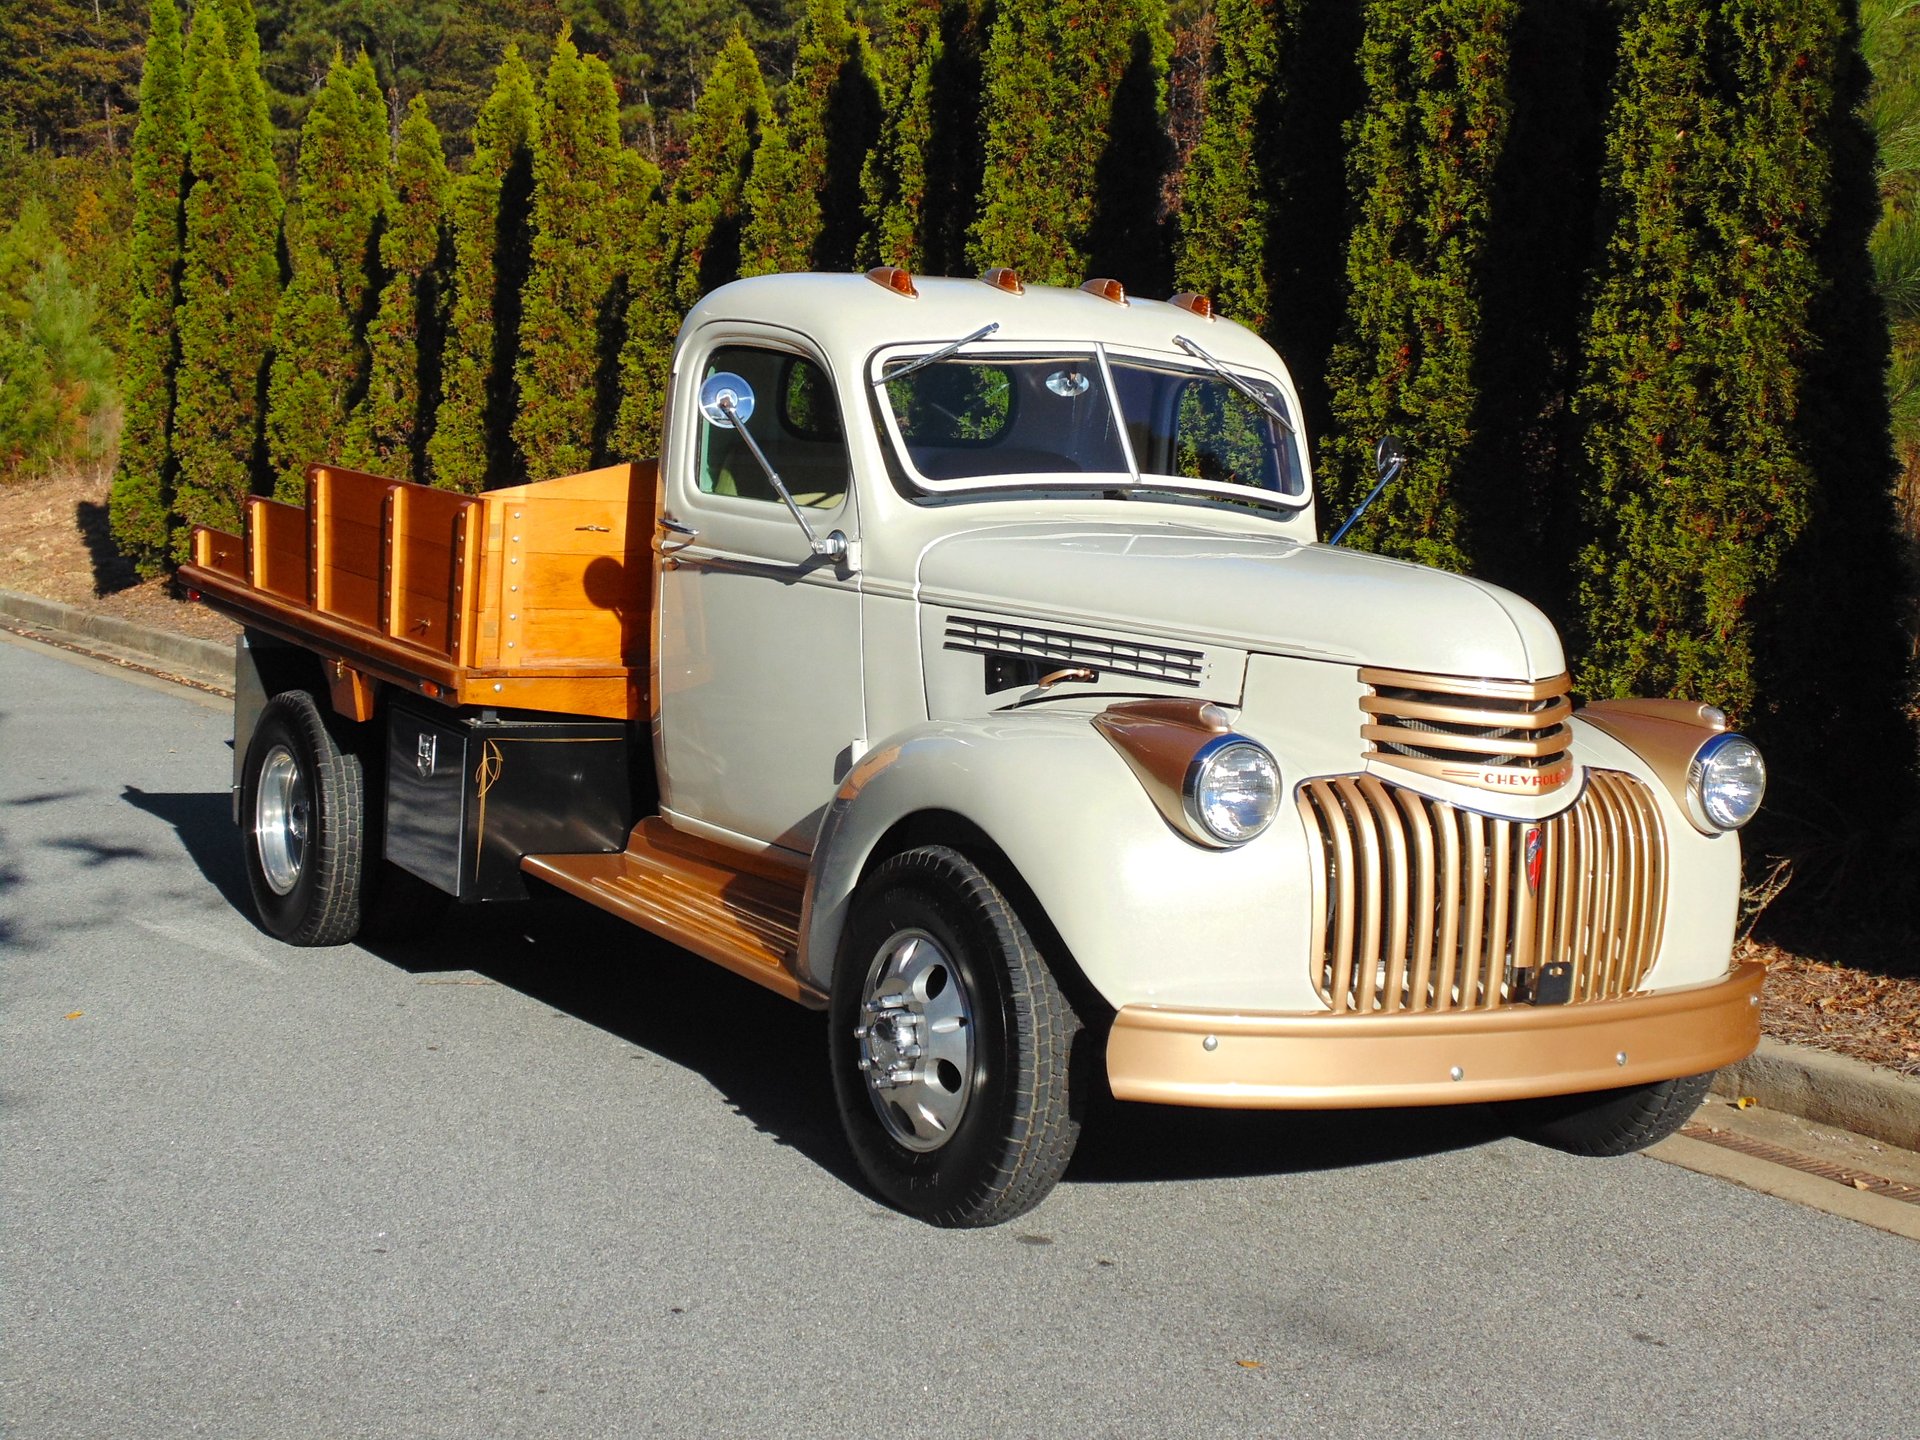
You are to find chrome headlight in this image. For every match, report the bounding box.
[1184,737,1281,845]
[1687,732,1766,831]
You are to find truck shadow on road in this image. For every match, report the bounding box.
[124,783,1523,1202]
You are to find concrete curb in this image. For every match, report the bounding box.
[1712,1038,1920,1152]
[0,588,234,690]
[4,587,1918,1157]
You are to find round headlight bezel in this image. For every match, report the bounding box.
[1686,731,1766,832]
[1182,735,1282,847]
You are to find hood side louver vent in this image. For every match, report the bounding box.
[945,616,1204,688]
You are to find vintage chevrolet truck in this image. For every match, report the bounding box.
[180,268,1768,1226]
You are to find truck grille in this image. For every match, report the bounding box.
[1296,770,1666,1015]
[1360,666,1575,796]
[944,616,1204,687]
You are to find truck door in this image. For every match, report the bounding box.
[654,334,864,855]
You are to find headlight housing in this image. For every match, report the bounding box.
[1184,737,1282,846]
[1687,732,1766,831]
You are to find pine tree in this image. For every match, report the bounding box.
[968,0,1170,286]
[1173,0,1284,330]
[615,31,771,457]
[1319,0,1517,572]
[263,49,391,498]
[861,0,989,274]
[741,0,880,274]
[1573,0,1837,720]
[513,27,658,479]
[108,0,189,576]
[343,94,452,484]
[427,44,538,492]
[169,3,282,556]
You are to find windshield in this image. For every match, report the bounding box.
[874,346,1306,504]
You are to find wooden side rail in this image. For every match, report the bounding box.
[181,460,656,721]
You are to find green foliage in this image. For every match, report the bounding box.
[0,0,143,152]
[513,27,658,479]
[1573,0,1838,721]
[616,30,770,457]
[428,44,537,492]
[861,0,988,273]
[0,213,117,477]
[1863,0,1920,456]
[344,93,451,483]
[170,1,281,557]
[741,0,880,274]
[968,0,1170,286]
[1174,0,1285,330]
[1320,0,1516,573]
[109,0,188,574]
[264,48,390,498]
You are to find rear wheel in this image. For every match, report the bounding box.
[829,845,1081,1227]
[1498,1071,1714,1157]
[241,691,366,945]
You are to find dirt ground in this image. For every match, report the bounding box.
[3,465,1916,1077]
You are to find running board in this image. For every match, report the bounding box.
[522,819,824,1009]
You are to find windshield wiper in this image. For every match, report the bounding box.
[884,322,1000,383]
[1172,335,1295,436]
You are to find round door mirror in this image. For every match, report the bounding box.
[699,373,756,428]
[1374,433,1408,475]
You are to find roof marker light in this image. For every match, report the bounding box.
[1080,277,1128,305]
[866,266,919,298]
[1170,291,1214,320]
[980,267,1024,294]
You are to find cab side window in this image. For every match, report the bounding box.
[697,346,849,508]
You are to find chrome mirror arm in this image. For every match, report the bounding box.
[716,395,848,562]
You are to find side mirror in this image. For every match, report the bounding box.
[1374,433,1407,477]
[699,373,756,428]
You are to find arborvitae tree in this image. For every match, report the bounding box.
[861,0,989,274]
[108,0,189,577]
[1319,0,1516,571]
[170,3,282,556]
[344,94,452,484]
[741,0,880,273]
[263,49,391,498]
[428,45,538,492]
[513,28,659,479]
[1174,0,1284,330]
[1572,0,1832,721]
[615,31,771,457]
[968,0,1170,286]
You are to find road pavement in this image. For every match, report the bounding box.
[3,632,1917,1439]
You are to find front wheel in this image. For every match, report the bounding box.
[1497,1071,1714,1157]
[828,845,1082,1227]
[240,690,366,945]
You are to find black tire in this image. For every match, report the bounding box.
[829,845,1082,1227]
[1497,1071,1715,1157]
[240,690,366,946]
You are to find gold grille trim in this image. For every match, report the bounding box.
[1360,666,1574,796]
[1297,770,1666,1015]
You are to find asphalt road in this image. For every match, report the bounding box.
[3,631,1917,1440]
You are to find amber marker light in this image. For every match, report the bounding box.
[1079,277,1127,305]
[1170,291,1214,320]
[979,267,1024,294]
[866,266,919,298]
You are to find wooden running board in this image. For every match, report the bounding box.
[522,818,824,1009]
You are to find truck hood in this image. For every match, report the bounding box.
[914,521,1564,678]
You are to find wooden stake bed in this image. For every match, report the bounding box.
[180,461,657,720]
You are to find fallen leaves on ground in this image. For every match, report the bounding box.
[1742,940,1920,1077]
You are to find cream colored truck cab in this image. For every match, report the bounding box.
[184,269,1766,1228]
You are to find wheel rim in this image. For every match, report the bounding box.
[254,744,309,896]
[855,928,976,1153]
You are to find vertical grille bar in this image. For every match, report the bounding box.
[1299,771,1667,1015]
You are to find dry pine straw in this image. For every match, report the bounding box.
[7,470,1919,1078]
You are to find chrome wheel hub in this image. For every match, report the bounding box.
[255,744,309,896]
[855,929,974,1152]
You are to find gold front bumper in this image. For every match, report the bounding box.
[1105,961,1762,1109]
